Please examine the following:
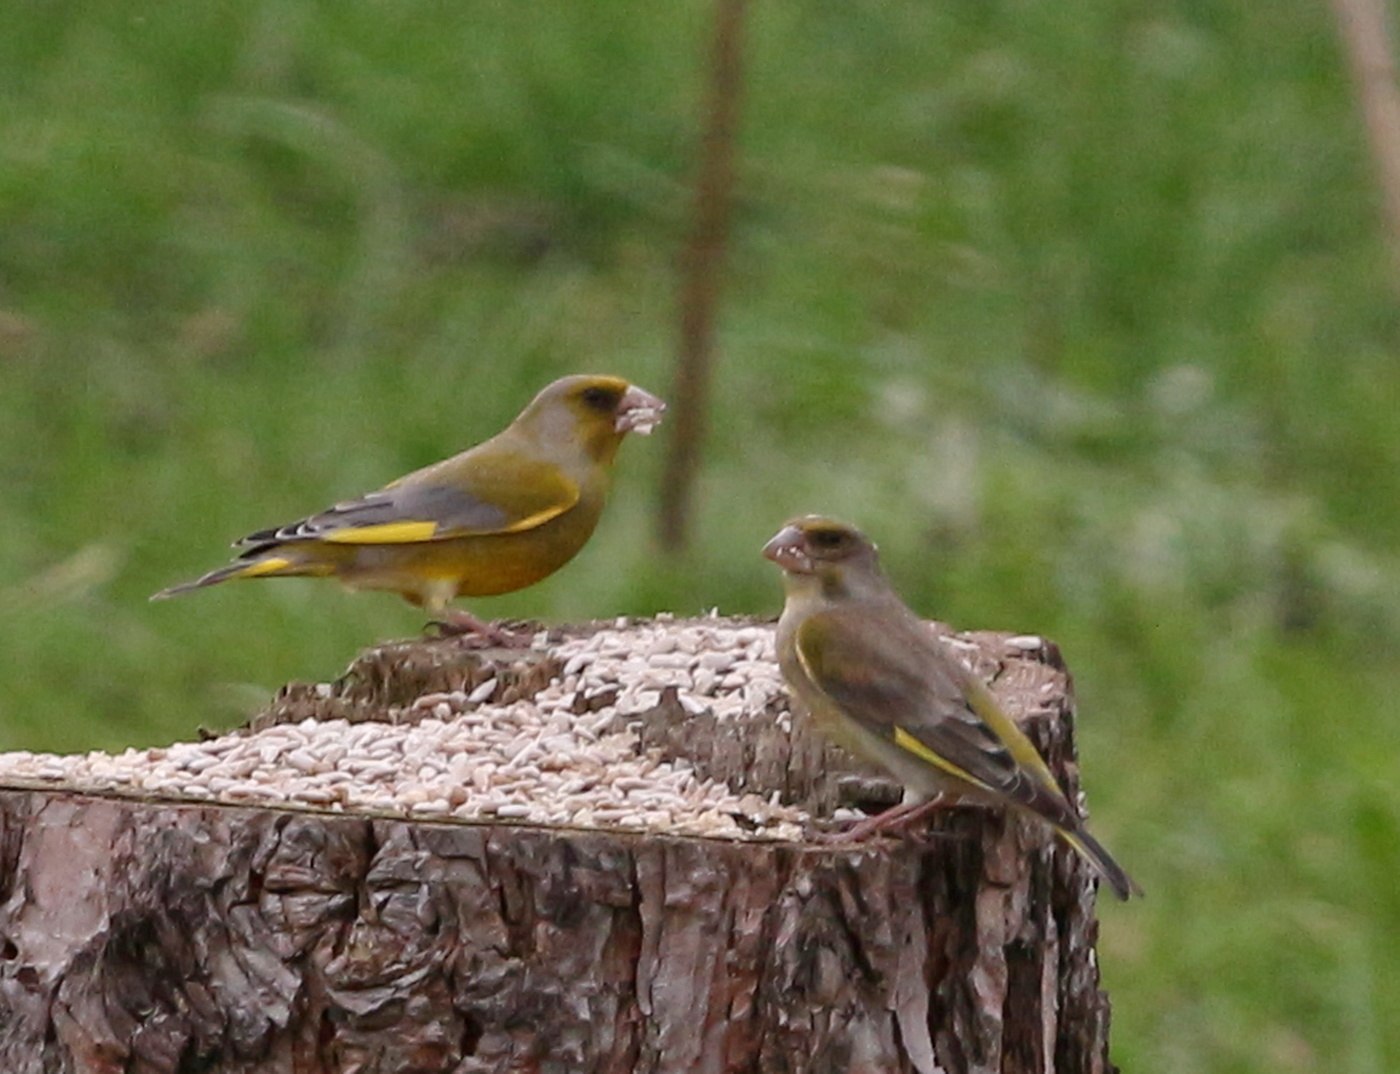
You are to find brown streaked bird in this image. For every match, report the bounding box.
[764,515,1140,900]
[154,374,665,634]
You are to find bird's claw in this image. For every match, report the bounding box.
[424,612,533,648]
[809,794,960,846]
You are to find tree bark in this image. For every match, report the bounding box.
[0,619,1120,1074]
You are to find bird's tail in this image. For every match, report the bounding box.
[150,554,316,601]
[1058,826,1143,901]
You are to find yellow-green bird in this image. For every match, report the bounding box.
[764,515,1140,900]
[154,374,665,631]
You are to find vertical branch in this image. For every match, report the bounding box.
[658,0,748,551]
[1332,0,1400,292]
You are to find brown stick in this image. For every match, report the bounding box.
[658,0,747,550]
[1332,0,1400,290]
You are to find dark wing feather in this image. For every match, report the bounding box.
[236,485,511,546]
[797,602,1133,898]
[234,451,579,548]
[795,607,1039,801]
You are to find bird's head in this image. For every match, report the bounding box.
[517,374,666,464]
[763,516,887,600]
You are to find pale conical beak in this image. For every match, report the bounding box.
[762,525,812,574]
[615,386,667,435]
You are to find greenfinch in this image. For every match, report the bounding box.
[154,374,665,628]
[764,515,1140,900]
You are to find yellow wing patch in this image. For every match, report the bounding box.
[497,502,571,534]
[315,504,568,545]
[965,681,1059,784]
[321,521,439,544]
[793,632,820,683]
[892,727,992,790]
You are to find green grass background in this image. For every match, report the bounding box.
[3,1,1398,1068]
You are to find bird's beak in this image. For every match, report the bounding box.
[762,525,812,574]
[615,386,667,435]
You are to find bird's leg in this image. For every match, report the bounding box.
[424,610,533,648]
[816,793,958,845]
[892,793,969,848]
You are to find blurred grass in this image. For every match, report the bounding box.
[3,0,1399,1069]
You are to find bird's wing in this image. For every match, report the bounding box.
[235,450,579,548]
[794,607,1071,818]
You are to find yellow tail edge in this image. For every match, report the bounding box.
[150,556,306,601]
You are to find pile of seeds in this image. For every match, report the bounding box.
[0,616,812,841]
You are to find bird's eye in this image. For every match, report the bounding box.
[581,386,618,410]
[808,528,847,550]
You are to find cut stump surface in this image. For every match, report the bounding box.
[0,616,1121,1074]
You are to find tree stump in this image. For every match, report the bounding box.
[0,616,1121,1073]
